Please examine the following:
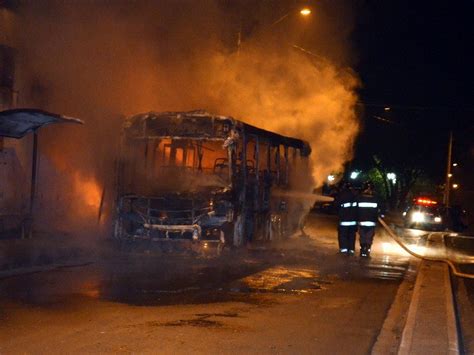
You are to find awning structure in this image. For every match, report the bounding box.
[0,108,83,139]
[0,108,84,226]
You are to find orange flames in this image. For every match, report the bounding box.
[73,172,102,213]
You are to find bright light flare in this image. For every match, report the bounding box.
[327,174,335,182]
[452,183,459,189]
[411,212,425,223]
[381,242,408,256]
[386,172,396,184]
[350,171,359,179]
[410,245,427,256]
[300,8,311,16]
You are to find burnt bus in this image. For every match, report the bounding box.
[113,110,311,250]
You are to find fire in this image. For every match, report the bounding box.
[73,172,102,211]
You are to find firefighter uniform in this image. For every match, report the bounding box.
[357,188,378,257]
[336,187,357,254]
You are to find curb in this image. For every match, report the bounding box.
[397,259,459,354]
[371,258,419,354]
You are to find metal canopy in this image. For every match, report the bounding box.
[0,108,84,139]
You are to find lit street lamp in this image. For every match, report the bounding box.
[387,172,397,184]
[237,6,312,54]
[300,8,312,16]
[271,6,312,26]
[350,171,360,180]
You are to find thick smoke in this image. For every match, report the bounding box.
[15,0,359,230]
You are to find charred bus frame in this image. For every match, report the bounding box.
[114,110,311,250]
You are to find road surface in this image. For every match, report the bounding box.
[0,214,422,354]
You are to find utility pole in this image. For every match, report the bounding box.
[443,131,453,206]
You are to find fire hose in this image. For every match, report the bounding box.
[378,217,474,279]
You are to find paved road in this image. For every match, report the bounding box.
[0,214,417,354]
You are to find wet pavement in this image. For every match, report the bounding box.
[0,213,420,354]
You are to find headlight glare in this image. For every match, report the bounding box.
[412,212,425,223]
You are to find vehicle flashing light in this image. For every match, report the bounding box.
[415,198,437,205]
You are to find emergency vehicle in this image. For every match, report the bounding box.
[402,197,445,231]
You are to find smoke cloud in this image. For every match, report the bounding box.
[14,0,359,229]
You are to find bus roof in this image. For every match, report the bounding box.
[125,110,311,156]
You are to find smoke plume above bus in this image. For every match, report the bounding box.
[15,0,359,227]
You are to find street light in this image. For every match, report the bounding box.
[300,8,312,16]
[387,172,397,184]
[237,6,312,54]
[271,6,313,26]
[452,183,459,189]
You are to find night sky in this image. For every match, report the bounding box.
[351,0,474,184]
[354,1,474,112]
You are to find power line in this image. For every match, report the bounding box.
[356,102,474,112]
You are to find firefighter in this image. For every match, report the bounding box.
[357,181,378,257]
[335,180,357,255]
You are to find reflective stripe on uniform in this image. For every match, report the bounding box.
[359,221,376,226]
[352,202,357,206]
[358,202,378,208]
[341,202,352,208]
[340,221,357,226]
